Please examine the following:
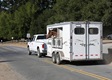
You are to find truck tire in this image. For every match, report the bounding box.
[28,47,32,55]
[37,49,42,58]
[56,53,61,65]
[52,53,56,63]
[43,54,47,57]
[108,36,111,40]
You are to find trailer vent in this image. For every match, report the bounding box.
[80,55,83,56]
[95,54,98,56]
[75,55,78,56]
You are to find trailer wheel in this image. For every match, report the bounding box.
[37,49,42,58]
[52,53,56,63]
[28,47,32,55]
[56,54,61,65]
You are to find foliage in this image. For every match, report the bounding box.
[0,0,112,39]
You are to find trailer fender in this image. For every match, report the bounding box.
[56,51,64,60]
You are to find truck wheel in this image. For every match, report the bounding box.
[37,49,42,58]
[108,37,111,40]
[28,47,32,55]
[52,53,56,63]
[43,54,47,57]
[56,54,61,65]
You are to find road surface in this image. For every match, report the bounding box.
[0,44,112,80]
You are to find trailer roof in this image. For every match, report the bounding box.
[47,21,102,27]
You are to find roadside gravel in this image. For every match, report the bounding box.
[0,42,27,80]
[0,60,26,80]
[0,42,27,48]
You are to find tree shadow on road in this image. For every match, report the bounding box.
[61,60,102,66]
[103,48,112,64]
[0,60,15,63]
[61,49,112,66]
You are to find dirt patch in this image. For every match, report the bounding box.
[0,42,27,48]
[0,60,26,80]
[0,42,27,80]
[103,40,112,44]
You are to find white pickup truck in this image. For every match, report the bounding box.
[27,34,47,57]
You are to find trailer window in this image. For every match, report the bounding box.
[57,38,63,48]
[74,28,84,34]
[89,28,98,34]
[57,40,60,46]
[52,39,55,46]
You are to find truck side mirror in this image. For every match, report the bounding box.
[27,38,32,42]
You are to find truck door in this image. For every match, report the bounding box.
[29,35,36,51]
[88,23,102,59]
[72,23,86,60]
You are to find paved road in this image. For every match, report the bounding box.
[0,44,112,80]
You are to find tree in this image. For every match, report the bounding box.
[0,0,112,39]
[0,11,11,39]
[101,0,112,35]
[0,0,29,13]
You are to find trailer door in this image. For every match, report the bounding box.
[72,22,102,60]
[88,23,102,59]
[72,24,86,60]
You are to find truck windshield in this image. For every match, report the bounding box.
[37,35,46,39]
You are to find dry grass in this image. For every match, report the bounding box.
[0,42,27,48]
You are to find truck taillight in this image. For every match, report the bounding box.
[42,44,44,48]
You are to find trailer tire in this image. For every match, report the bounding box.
[56,53,61,65]
[37,49,42,58]
[52,53,56,63]
[28,47,32,55]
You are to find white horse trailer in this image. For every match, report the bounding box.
[46,21,103,64]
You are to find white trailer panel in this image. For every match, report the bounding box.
[46,21,103,64]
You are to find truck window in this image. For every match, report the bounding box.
[37,35,46,40]
[89,28,98,34]
[74,28,84,35]
[32,36,36,41]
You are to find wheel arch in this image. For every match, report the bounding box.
[37,46,39,49]
[52,51,56,55]
[27,45,29,48]
[56,51,64,60]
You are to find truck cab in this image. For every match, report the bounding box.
[27,34,47,57]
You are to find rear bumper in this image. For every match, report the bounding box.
[41,50,47,53]
[70,58,103,61]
